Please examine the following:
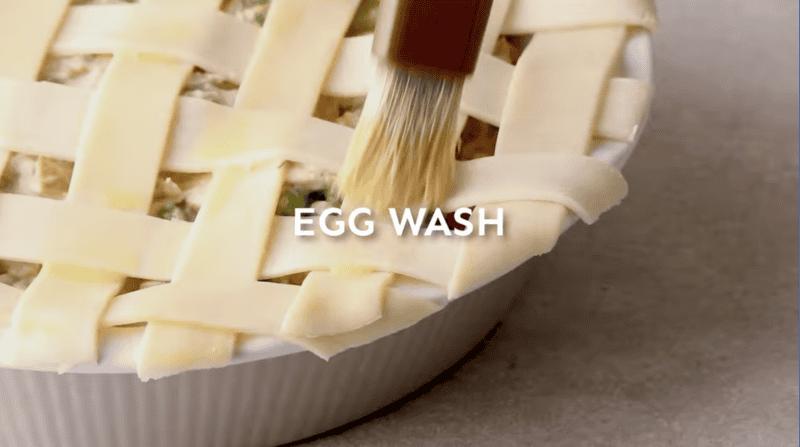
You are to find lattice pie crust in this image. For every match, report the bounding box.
[0,0,658,380]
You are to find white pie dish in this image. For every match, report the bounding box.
[0,26,653,447]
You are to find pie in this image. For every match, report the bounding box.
[0,0,658,380]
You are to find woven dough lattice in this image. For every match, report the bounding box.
[0,0,658,380]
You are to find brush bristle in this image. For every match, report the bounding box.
[335,64,463,214]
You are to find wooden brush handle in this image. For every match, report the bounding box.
[373,0,493,77]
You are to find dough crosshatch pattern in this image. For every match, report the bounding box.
[0,0,658,380]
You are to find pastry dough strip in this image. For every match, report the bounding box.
[0,0,72,202]
[99,275,442,361]
[481,0,515,54]
[123,0,237,381]
[446,154,627,224]
[49,0,658,91]
[0,76,651,172]
[504,0,659,34]
[449,26,628,299]
[134,0,362,380]
[278,291,443,360]
[594,77,652,142]
[0,150,623,287]
[0,0,73,366]
[53,4,258,82]
[3,54,193,369]
[0,284,21,327]
[0,0,72,80]
[0,264,433,345]
[281,271,393,338]
[2,0,219,371]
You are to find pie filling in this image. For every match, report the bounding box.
[0,0,657,380]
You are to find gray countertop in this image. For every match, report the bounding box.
[296,0,799,445]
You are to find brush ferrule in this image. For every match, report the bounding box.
[373,0,493,77]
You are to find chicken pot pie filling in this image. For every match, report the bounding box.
[0,0,657,380]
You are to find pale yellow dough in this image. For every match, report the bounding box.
[0,0,72,80]
[280,290,444,360]
[0,74,651,169]
[3,49,195,369]
[281,270,393,338]
[0,0,658,378]
[132,0,363,380]
[504,0,659,33]
[450,26,628,299]
[595,77,652,141]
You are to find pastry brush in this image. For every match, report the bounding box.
[337,0,493,213]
